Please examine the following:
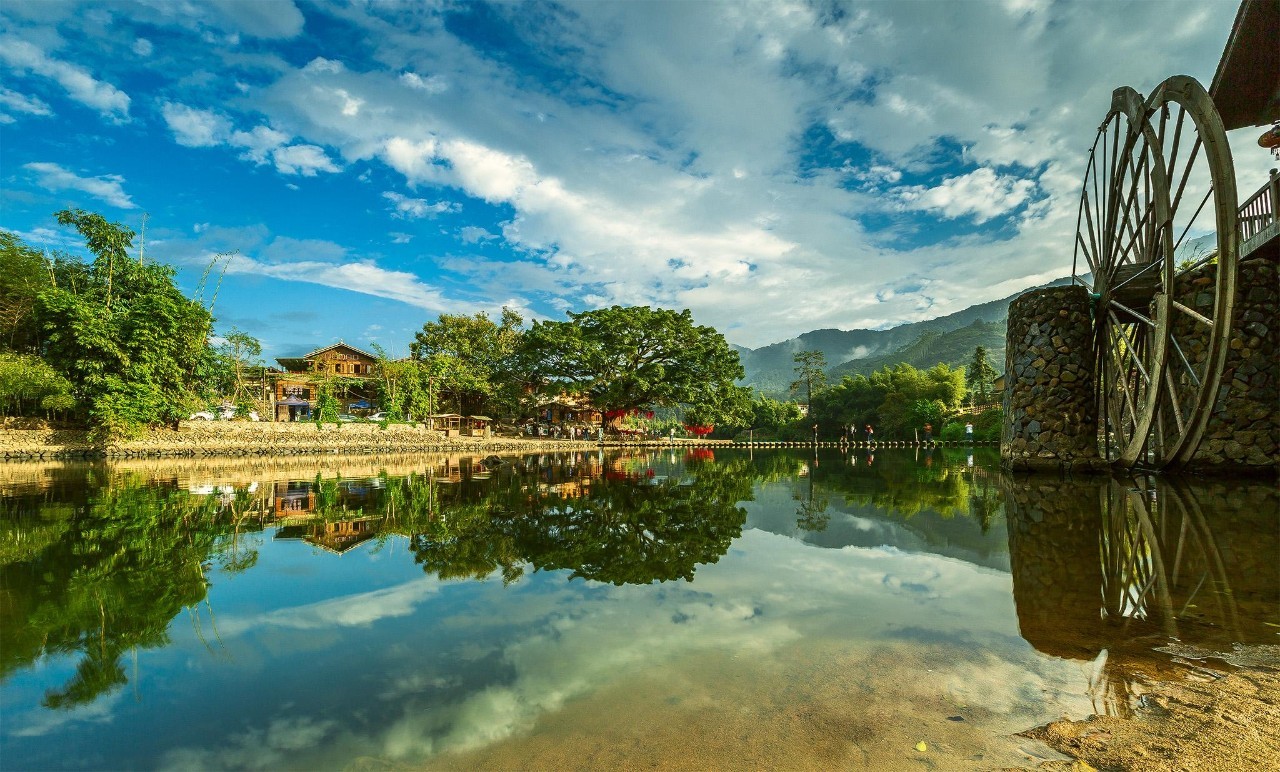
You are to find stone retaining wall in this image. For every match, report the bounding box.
[1001,285,1103,472]
[1191,257,1279,468]
[0,422,599,461]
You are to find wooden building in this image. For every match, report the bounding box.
[271,342,379,421]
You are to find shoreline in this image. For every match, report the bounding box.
[0,422,997,462]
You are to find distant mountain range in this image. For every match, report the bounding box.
[736,276,1075,397]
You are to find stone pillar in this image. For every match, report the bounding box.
[1189,257,1279,471]
[1004,476,1106,661]
[1002,285,1102,472]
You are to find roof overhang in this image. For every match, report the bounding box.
[1210,0,1280,130]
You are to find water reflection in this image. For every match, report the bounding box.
[1005,474,1279,715]
[1,449,1275,759]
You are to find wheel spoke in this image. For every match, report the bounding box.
[1173,185,1213,253]
[1165,105,1185,190]
[1106,300,1155,327]
[1170,135,1202,218]
[1163,368,1186,433]
[1111,254,1163,292]
[1168,335,1202,387]
[1108,311,1151,384]
[1171,300,1213,327]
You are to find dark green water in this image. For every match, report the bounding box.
[1,449,1275,769]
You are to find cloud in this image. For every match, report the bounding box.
[0,38,130,120]
[0,87,52,123]
[382,191,459,220]
[208,0,305,40]
[400,71,448,94]
[133,38,153,57]
[896,167,1037,224]
[159,104,338,176]
[161,102,233,147]
[459,226,497,244]
[271,143,341,176]
[24,162,136,209]
[390,232,412,244]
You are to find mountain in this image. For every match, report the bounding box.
[828,318,1007,379]
[737,277,1074,396]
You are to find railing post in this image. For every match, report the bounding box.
[1270,168,1279,225]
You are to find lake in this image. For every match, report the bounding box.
[1,448,1276,770]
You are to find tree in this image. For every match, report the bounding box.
[35,210,215,439]
[966,346,998,404]
[524,306,743,415]
[214,328,263,413]
[0,230,53,354]
[410,308,526,417]
[790,350,827,406]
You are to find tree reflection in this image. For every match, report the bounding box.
[0,477,251,709]
[406,452,754,585]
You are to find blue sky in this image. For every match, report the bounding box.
[1,0,1271,359]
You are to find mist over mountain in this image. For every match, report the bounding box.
[737,276,1076,397]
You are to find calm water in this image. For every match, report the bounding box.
[1,449,1276,770]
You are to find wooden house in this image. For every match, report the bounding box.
[271,342,379,421]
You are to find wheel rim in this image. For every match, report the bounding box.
[1142,76,1239,467]
[1073,87,1171,467]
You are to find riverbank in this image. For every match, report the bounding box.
[1023,645,1280,771]
[0,420,996,461]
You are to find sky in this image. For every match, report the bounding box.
[1,0,1272,360]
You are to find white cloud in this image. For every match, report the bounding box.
[0,38,130,120]
[24,162,136,209]
[271,143,341,176]
[896,167,1037,224]
[230,125,291,164]
[459,226,497,244]
[133,38,153,57]
[208,0,305,40]
[382,191,458,220]
[161,102,232,147]
[0,87,52,123]
[400,71,448,94]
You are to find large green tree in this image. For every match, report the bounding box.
[410,308,526,416]
[524,306,743,416]
[34,210,215,438]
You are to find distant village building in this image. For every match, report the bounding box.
[271,342,379,422]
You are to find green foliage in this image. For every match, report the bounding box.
[0,353,75,418]
[0,230,53,354]
[526,306,743,415]
[314,380,340,423]
[811,362,967,438]
[213,327,263,408]
[790,350,828,405]
[410,308,526,417]
[25,210,215,439]
[965,346,998,404]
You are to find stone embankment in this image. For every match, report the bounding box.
[0,420,1001,461]
[0,421,600,461]
[1001,285,1103,472]
[1192,257,1278,468]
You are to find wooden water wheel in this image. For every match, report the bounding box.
[1072,77,1238,469]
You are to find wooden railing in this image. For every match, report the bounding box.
[1239,168,1279,259]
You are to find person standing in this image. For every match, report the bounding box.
[865,424,875,445]
[965,422,974,443]
[923,422,933,443]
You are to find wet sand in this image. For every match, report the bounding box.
[1024,646,1280,772]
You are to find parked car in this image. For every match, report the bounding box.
[368,411,388,421]
[337,413,359,422]
[188,411,216,421]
